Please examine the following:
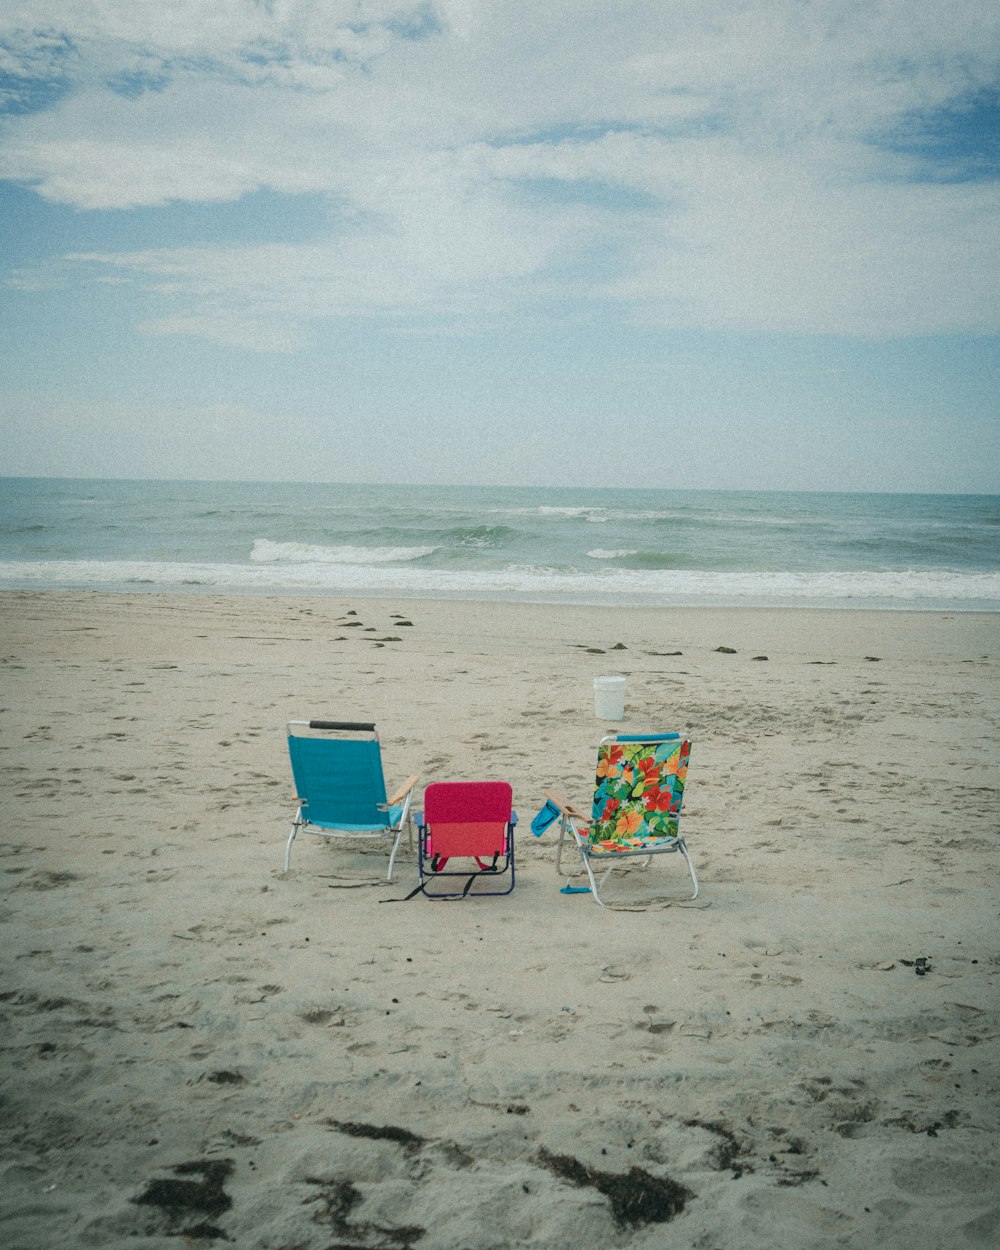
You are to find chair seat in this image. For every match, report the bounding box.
[587,833,678,855]
[427,819,508,859]
[307,803,406,832]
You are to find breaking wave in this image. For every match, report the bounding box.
[251,539,436,564]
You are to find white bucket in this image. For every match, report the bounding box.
[594,675,626,720]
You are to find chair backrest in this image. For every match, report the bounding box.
[589,733,690,845]
[287,722,388,826]
[423,781,513,859]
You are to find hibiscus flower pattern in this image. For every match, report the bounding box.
[587,739,689,853]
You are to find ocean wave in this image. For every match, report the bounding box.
[586,548,699,569]
[2,559,998,610]
[441,524,521,548]
[519,506,610,523]
[250,539,437,564]
[507,504,811,529]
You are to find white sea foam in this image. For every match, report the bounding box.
[527,506,609,522]
[2,559,998,610]
[250,539,436,564]
[587,549,639,560]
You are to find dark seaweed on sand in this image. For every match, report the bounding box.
[326,1119,426,1152]
[537,1147,692,1226]
[305,1177,425,1247]
[134,1159,234,1219]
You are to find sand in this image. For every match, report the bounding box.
[1,589,998,1249]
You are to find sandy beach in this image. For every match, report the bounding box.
[1,589,997,1249]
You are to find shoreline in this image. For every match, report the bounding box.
[3,587,998,661]
[2,576,997,614]
[7,584,1000,615]
[2,589,997,1248]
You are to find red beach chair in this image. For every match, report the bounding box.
[417,781,516,898]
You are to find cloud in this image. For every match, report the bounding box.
[139,313,305,353]
[64,175,567,319]
[1,1,998,342]
[606,143,1000,336]
[0,79,354,209]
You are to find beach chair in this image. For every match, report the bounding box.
[539,733,697,907]
[284,720,418,879]
[416,781,516,898]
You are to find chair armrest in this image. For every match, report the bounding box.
[543,789,589,824]
[384,774,420,806]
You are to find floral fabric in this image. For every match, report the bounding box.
[587,739,690,854]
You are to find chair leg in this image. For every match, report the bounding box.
[576,847,611,906]
[678,838,699,899]
[584,865,607,905]
[553,818,609,903]
[561,828,697,906]
[284,813,302,872]
[556,820,588,877]
[386,821,407,882]
[589,849,700,907]
[555,822,573,876]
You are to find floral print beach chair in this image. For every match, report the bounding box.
[541,733,697,907]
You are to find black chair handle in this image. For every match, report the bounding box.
[308,720,376,731]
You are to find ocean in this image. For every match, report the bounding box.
[1,477,997,611]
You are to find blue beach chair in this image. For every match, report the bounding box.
[284,720,419,880]
[539,732,697,907]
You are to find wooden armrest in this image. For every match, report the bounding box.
[385,774,420,806]
[543,789,589,823]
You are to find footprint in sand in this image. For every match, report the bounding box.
[599,966,630,983]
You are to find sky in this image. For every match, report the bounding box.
[0,0,998,492]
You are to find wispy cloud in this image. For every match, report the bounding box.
[1,1,998,346]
